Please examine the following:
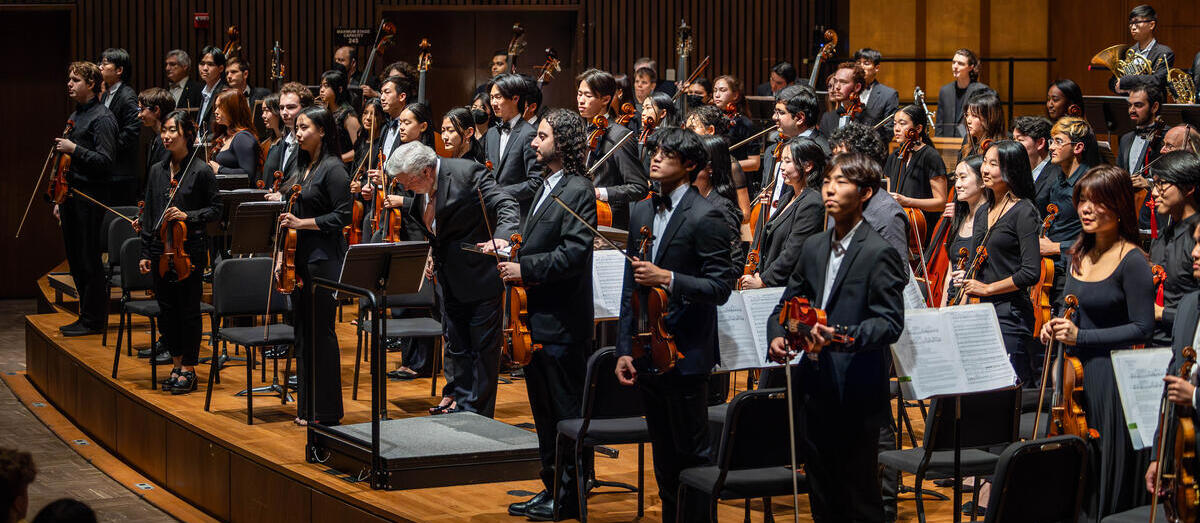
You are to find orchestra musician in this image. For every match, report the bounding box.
[819,62,869,134]
[193,46,228,140]
[1118,82,1167,233]
[137,110,221,394]
[470,92,494,140]
[829,123,910,258]
[361,61,418,100]
[695,135,747,271]
[632,66,656,107]
[711,75,760,173]
[577,68,648,230]
[522,76,545,128]
[137,87,175,178]
[1110,4,1174,94]
[497,109,596,522]
[684,105,751,216]
[440,107,487,165]
[259,93,284,157]
[767,152,907,523]
[205,90,260,181]
[223,57,270,115]
[1161,123,1200,154]
[1045,79,1084,123]
[884,104,949,226]
[486,73,544,216]
[1040,117,1095,302]
[739,138,825,290]
[958,89,1005,162]
[164,49,202,109]
[853,48,901,142]
[1011,116,1056,213]
[1041,165,1155,520]
[935,48,990,138]
[383,141,520,418]
[683,76,712,106]
[475,50,511,97]
[317,69,361,167]
[633,57,677,98]
[55,61,118,337]
[98,48,141,205]
[940,155,987,282]
[760,85,828,209]
[1149,151,1200,345]
[755,61,797,96]
[261,82,313,186]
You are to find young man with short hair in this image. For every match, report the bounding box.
[576,68,648,229]
[1111,4,1175,94]
[99,47,142,204]
[486,73,543,216]
[136,87,175,177]
[819,62,869,134]
[195,46,228,139]
[853,48,900,141]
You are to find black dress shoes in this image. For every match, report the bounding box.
[507,490,548,517]
[526,498,577,522]
[60,322,101,337]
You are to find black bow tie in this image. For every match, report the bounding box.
[497,121,512,132]
[651,191,673,212]
[1134,124,1159,139]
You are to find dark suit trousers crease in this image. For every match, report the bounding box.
[639,371,711,523]
[802,398,886,523]
[61,183,109,330]
[441,292,503,418]
[152,260,205,366]
[525,343,589,508]
[296,257,344,422]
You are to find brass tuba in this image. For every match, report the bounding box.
[1167,68,1195,104]
[1091,44,1153,79]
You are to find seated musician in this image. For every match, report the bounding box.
[766,152,907,523]
[884,104,949,227]
[614,128,737,522]
[1110,4,1174,94]
[819,62,870,134]
[1150,151,1200,345]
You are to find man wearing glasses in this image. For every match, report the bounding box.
[1111,4,1174,94]
[1041,117,1092,301]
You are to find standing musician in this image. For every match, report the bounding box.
[739,138,826,290]
[632,66,657,107]
[367,101,433,244]
[194,46,228,140]
[205,90,259,180]
[577,68,648,230]
[614,128,737,522]
[1045,79,1084,123]
[474,50,511,97]
[223,57,270,114]
[361,61,419,100]
[441,107,487,164]
[952,140,1041,384]
[1041,165,1154,520]
[853,48,901,143]
[958,89,1005,162]
[98,48,141,205]
[269,105,351,427]
[755,61,797,97]
[938,155,987,290]
[164,49,202,109]
[935,48,990,138]
[684,105,751,217]
[1118,82,1167,234]
[55,61,118,337]
[696,135,747,271]
[1161,124,1200,155]
[357,76,415,224]
[761,85,828,211]
[259,93,284,158]
[522,76,545,128]
[137,110,221,394]
[1041,117,1094,302]
[1110,4,1174,94]
[262,82,314,187]
[818,62,869,134]
[829,123,911,259]
[1150,151,1200,345]
[318,69,362,168]
[383,141,520,418]
[767,152,907,523]
[710,75,760,173]
[496,109,595,521]
[884,104,949,226]
[486,73,543,216]
[1011,116,1056,213]
[348,98,388,245]
[137,87,175,178]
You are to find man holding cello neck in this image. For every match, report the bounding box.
[497,108,595,522]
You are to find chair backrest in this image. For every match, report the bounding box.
[924,386,1021,451]
[716,388,796,471]
[580,347,645,420]
[107,218,137,268]
[118,237,154,292]
[100,206,139,254]
[983,435,1087,523]
[212,257,292,318]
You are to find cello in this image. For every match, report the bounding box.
[416,38,432,105]
[222,25,242,60]
[359,20,397,87]
[630,225,683,374]
[345,123,377,246]
[1031,204,1058,337]
[922,187,958,307]
[1150,345,1199,523]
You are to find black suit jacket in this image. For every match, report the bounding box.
[862,81,900,142]
[196,79,229,138]
[1168,292,1199,376]
[934,81,990,138]
[754,82,774,97]
[519,174,597,344]
[485,118,543,215]
[766,222,907,424]
[819,109,870,136]
[759,187,824,287]
[261,137,297,186]
[1117,124,1165,176]
[175,78,205,111]
[101,83,141,183]
[616,187,737,375]
[1032,160,1060,212]
[1112,42,1175,93]
[412,158,520,303]
[587,122,648,230]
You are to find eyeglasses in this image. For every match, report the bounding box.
[1129,19,1154,27]
[1050,138,1080,147]
[1152,180,1175,193]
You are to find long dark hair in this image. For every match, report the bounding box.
[1068,165,1142,269]
[899,104,933,146]
[1052,79,1084,115]
[296,105,341,167]
[945,154,985,251]
[986,140,1035,205]
[789,137,828,190]
[699,135,738,204]
[646,91,680,127]
[443,107,485,163]
[960,90,1005,158]
[162,109,197,157]
[543,108,588,178]
[321,69,354,112]
[402,101,436,147]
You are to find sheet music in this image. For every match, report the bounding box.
[902,265,928,310]
[592,250,627,319]
[891,303,1016,399]
[716,287,786,370]
[1111,348,1173,450]
[947,305,1018,389]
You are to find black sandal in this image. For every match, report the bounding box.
[160,367,181,387]
[429,402,458,415]
[170,370,197,395]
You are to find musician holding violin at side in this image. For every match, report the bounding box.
[206,89,260,180]
[951,140,1042,384]
[496,109,595,521]
[440,107,487,165]
[577,69,648,230]
[937,155,986,300]
[766,152,907,523]
[740,138,826,290]
[269,105,352,427]
[1040,165,1154,521]
[138,110,221,394]
[1149,151,1200,345]
[884,104,949,226]
[614,128,737,522]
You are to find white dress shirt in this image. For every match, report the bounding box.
[1031,156,1050,182]
[280,132,298,171]
[168,77,188,104]
[102,82,122,108]
[530,170,564,218]
[820,218,864,309]
[498,115,522,160]
[651,183,689,291]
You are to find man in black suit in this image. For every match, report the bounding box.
[497,108,595,522]
[385,141,520,418]
[755,61,797,97]
[1012,116,1057,210]
[760,85,829,209]
[934,49,990,138]
[577,69,648,230]
[615,128,737,522]
[854,49,900,143]
[767,152,907,523]
[485,74,543,216]
[1111,4,1174,94]
[99,48,142,204]
[261,82,313,186]
[164,49,203,111]
[1117,82,1167,234]
[819,62,871,136]
[362,75,426,243]
[194,46,228,141]
[224,57,270,116]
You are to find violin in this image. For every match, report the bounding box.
[630,225,682,374]
[638,113,658,145]
[895,127,929,292]
[502,234,540,366]
[1045,295,1099,440]
[372,150,387,231]
[385,151,405,242]
[1151,345,1199,523]
[778,296,854,355]
[158,179,193,281]
[979,138,994,154]
[534,48,561,88]
[951,246,988,305]
[922,188,958,307]
[209,133,226,162]
[723,103,738,132]
[45,123,74,206]
[274,184,302,294]
[222,25,242,59]
[1032,204,1059,337]
[346,124,376,246]
[842,90,865,121]
[359,20,397,86]
[742,144,786,282]
[416,38,432,105]
[615,103,637,127]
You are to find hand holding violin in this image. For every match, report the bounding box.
[497,261,522,284]
[738,273,764,290]
[138,259,152,275]
[1163,375,1197,406]
[959,278,993,297]
[54,138,77,154]
[163,206,188,222]
[1039,317,1078,345]
[631,257,671,287]
[278,212,316,230]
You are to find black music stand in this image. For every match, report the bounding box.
[211,189,269,256]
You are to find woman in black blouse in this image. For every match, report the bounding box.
[350,98,387,239]
[940,155,985,292]
[958,90,1006,162]
[954,140,1041,383]
[138,110,221,394]
[885,104,948,227]
[712,75,761,173]
[319,69,361,168]
[695,135,746,272]
[440,107,486,165]
[206,89,259,181]
[1041,165,1153,520]
[739,137,826,289]
[685,105,752,218]
[273,105,352,426]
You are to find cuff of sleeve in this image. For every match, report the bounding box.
[665,271,674,292]
[598,187,609,201]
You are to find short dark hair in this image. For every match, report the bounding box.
[576,68,617,99]
[770,61,797,83]
[1129,80,1165,109]
[0,447,36,520]
[381,74,416,102]
[1151,150,1200,198]
[100,47,131,83]
[383,61,418,80]
[645,127,709,182]
[954,48,980,82]
[337,45,358,61]
[31,498,96,523]
[853,48,882,65]
[492,49,509,60]
[1129,4,1156,21]
[831,152,883,194]
[137,87,175,119]
[1012,115,1052,143]
[634,66,657,84]
[830,123,887,168]
[778,85,820,127]
[688,104,726,135]
[226,56,250,71]
[523,75,543,111]
[200,45,227,67]
[490,73,528,112]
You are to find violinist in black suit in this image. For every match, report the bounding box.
[934,49,990,138]
[615,128,737,522]
[261,82,313,186]
[1117,82,1167,233]
[485,74,543,216]
[767,152,907,523]
[164,49,203,110]
[194,46,228,141]
[497,109,595,522]
[99,48,143,204]
[739,138,826,290]
[854,48,901,143]
[819,62,871,135]
[384,141,520,418]
[577,69,648,230]
[1111,4,1174,94]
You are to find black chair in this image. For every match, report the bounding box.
[878,386,1022,523]
[351,286,442,402]
[982,435,1087,523]
[111,237,159,386]
[203,257,294,425]
[101,216,137,346]
[555,347,650,522]
[679,388,807,523]
[1100,505,1167,523]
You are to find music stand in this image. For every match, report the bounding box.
[215,173,251,191]
[229,200,284,256]
[212,190,269,254]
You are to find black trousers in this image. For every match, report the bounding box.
[60,183,109,330]
[151,257,205,366]
[526,343,588,510]
[296,257,343,423]
[802,399,886,523]
[639,371,711,523]
[440,290,503,418]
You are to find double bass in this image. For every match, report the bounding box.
[505,23,527,73]
[1031,204,1058,337]
[416,38,432,105]
[631,225,683,374]
[358,20,397,87]
[222,26,242,59]
[806,30,839,87]
[534,48,561,89]
[1150,345,1199,523]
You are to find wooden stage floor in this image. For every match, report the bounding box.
[25,271,963,522]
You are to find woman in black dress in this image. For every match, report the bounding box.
[319,69,361,168]
[954,140,1041,383]
[206,89,259,180]
[885,104,948,227]
[684,105,752,218]
[939,155,985,301]
[273,105,352,426]
[1041,165,1153,520]
[712,75,761,173]
[695,135,746,271]
[349,98,388,240]
[138,110,221,394]
[739,137,826,289]
[440,107,486,165]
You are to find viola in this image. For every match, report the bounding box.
[630,225,682,374]
[842,91,864,120]
[132,200,145,234]
[742,163,783,282]
[372,150,387,231]
[209,134,226,161]
[778,296,854,354]
[346,121,379,246]
[1151,345,1199,522]
[45,120,75,205]
[1045,295,1099,440]
[1032,204,1059,337]
[502,234,540,366]
[157,178,194,280]
[587,114,614,227]
[638,113,658,145]
[274,184,302,294]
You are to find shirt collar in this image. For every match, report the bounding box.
[833,218,864,249]
[545,169,564,186]
[201,81,219,97]
[798,128,814,138]
[284,132,297,145]
[658,182,690,213]
[1032,156,1050,179]
[173,77,189,90]
[504,115,522,130]
[106,82,123,95]
[1138,39,1157,54]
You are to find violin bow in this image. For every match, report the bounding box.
[474,187,503,262]
[729,124,778,152]
[151,138,205,233]
[68,188,137,225]
[586,131,637,178]
[549,195,637,264]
